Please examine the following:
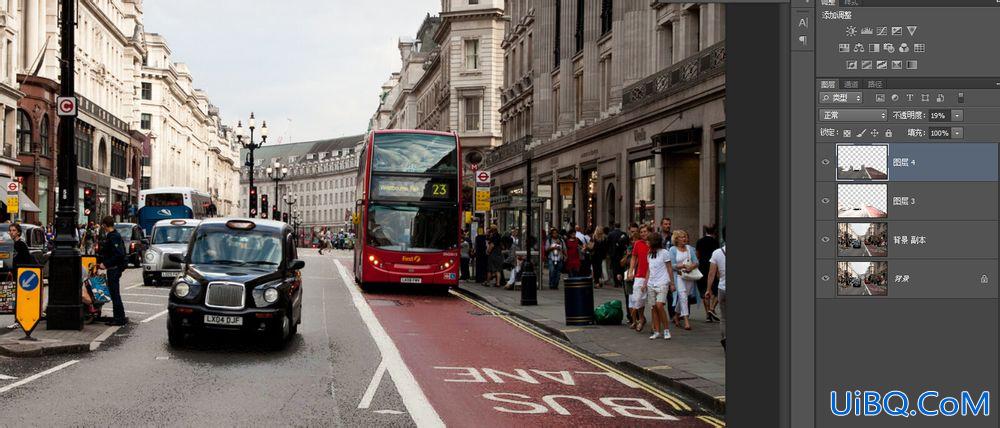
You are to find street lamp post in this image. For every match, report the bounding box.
[266,162,288,219]
[48,0,83,329]
[521,140,541,306]
[236,113,268,217]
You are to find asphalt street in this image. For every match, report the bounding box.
[0,249,724,427]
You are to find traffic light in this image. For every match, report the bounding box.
[260,194,269,219]
[282,212,289,223]
[272,205,279,220]
[249,187,258,217]
[83,187,95,215]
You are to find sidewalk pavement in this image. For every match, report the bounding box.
[0,315,120,357]
[460,278,726,412]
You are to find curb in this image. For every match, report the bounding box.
[0,340,90,357]
[0,325,121,357]
[458,285,726,414]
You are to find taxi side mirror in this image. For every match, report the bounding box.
[288,259,305,270]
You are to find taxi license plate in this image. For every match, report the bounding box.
[162,272,180,278]
[204,315,243,326]
[400,277,422,284]
[0,252,9,259]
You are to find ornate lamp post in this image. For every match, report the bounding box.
[48,0,82,329]
[235,113,267,217]
[266,161,288,219]
[520,140,542,306]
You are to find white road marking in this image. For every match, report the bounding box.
[125,310,148,315]
[0,374,16,380]
[121,293,168,298]
[358,360,388,409]
[141,310,169,323]
[333,259,443,427]
[0,360,79,394]
[124,283,145,290]
[373,409,406,415]
[123,301,164,306]
[89,325,122,351]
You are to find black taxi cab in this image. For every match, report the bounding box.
[166,218,304,348]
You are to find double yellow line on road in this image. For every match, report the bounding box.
[452,289,725,426]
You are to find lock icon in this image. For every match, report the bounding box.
[885,129,893,138]
[982,275,990,285]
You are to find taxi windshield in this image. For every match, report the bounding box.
[115,225,133,241]
[152,226,195,245]
[189,228,282,269]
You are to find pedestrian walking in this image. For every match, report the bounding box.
[607,223,627,289]
[459,229,472,280]
[544,228,565,290]
[705,228,727,350]
[503,228,522,290]
[660,218,674,249]
[97,216,128,326]
[8,223,38,271]
[695,224,721,322]
[474,228,488,284]
[626,224,651,332]
[644,233,674,340]
[669,230,699,331]
[589,227,608,288]
[486,225,504,287]
[563,231,582,277]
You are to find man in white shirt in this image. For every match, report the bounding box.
[706,237,727,351]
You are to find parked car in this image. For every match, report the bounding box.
[167,218,304,348]
[143,219,201,286]
[115,223,147,267]
[0,223,51,278]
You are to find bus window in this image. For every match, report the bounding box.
[145,193,184,207]
[371,133,457,174]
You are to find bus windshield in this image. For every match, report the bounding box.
[367,204,457,252]
[372,133,457,174]
[145,193,185,207]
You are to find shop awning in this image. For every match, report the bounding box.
[0,180,41,213]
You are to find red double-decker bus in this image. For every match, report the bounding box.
[353,130,462,292]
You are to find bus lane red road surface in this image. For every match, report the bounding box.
[366,290,724,427]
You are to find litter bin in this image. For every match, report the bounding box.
[564,276,594,325]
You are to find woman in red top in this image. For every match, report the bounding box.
[564,232,582,276]
[627,225,651,332]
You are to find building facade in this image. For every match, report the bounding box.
[13,0,147,225]
[487,1,726,242]
[240,135,364,237]
[138,32,240,216]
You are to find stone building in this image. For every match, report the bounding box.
[138,32,240,216]
[487,1,726,242]
[240,135,364,234]
[14,0,147,225]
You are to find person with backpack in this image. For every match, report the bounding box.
[606,223,627,288]
[97,216,128,326]
[696,224,722,322]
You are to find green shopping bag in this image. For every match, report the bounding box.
[594,299,623,325]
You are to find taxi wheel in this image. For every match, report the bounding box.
[167,323,186,348]
[268,313,292,350]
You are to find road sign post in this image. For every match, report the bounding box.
[16,266,43,340]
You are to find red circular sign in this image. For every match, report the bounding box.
[477,172,489,182]
[6,182,17,192]
[59,99,75,113]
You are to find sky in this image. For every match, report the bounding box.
[143,0,440,143]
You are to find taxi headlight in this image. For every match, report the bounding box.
[144,252,156,263]
[173,282,190,298]
[263,288,280,303]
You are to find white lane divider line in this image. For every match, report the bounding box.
[0,374,16,380]
[358,360,388,409]
[124,283,145,290]
[141,310,169,323]
[123,301,164,306]
[333,259,440,427]
[121,293,169,298]
[0,360,79,394]
[89,325,122,351]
